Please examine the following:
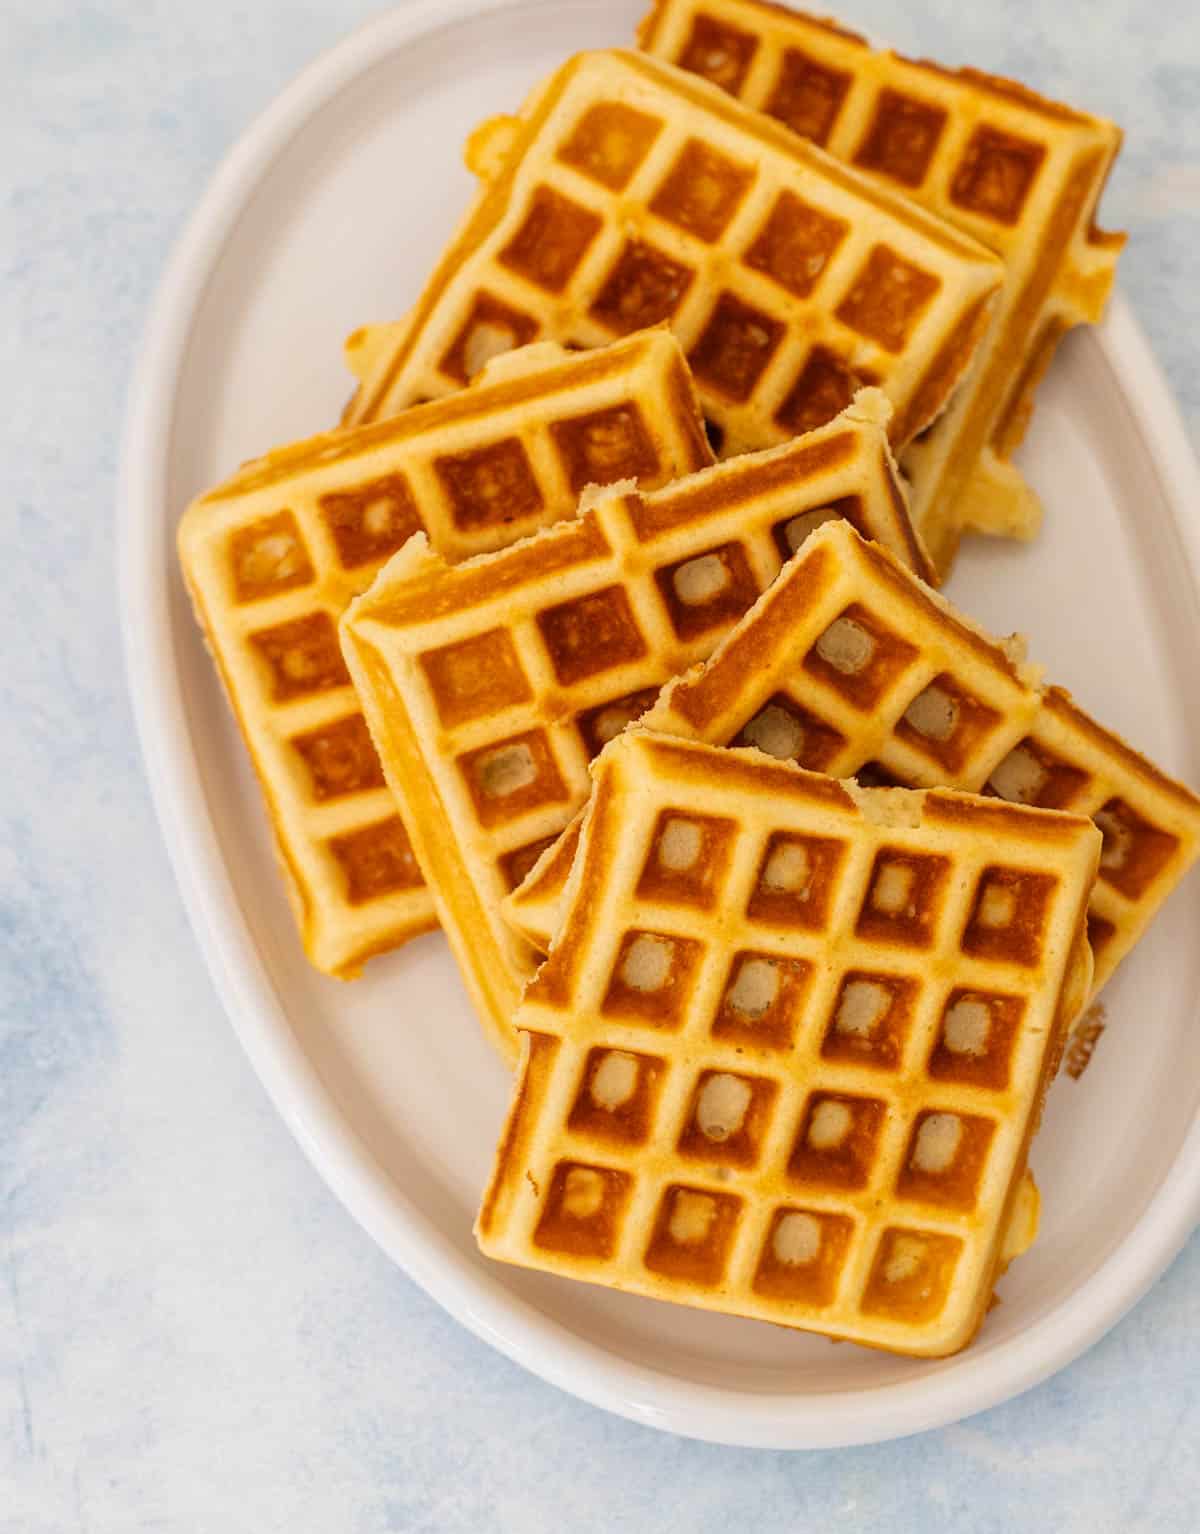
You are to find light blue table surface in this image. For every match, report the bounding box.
[5,1,1200,1528]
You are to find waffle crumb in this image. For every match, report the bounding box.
[727,957,780,1019]
[562,1167,606,1219]
[816,615,874,675]
[912,1113,963,1174]
[743,704,805,759]
[658,817,702,870]
[621,934,673,992]
[836,979,890,1038]
[763,841,812,893]
[590,1051,639,1110]
[673,553,730,606]
[808,1099,853,1150]
[697,1074,752,1141]
[669,1190,717,1245]
[773,1212,822,1266]
[944,996,992,1056]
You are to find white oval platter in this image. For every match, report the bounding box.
[119,0,1200,1448]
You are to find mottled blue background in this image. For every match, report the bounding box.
[4,2,1200,1529]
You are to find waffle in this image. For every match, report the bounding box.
[476,731,1099,1356]
[340,397,926,1056]
[176,330,712,978]
[342,47,1004,468]
[507,519,1200,996]
[638,0,1125,572]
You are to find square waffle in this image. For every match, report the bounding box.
[506,519,1200,996]
[176,330,712,978]
[341,48,1004,468]
[476,731,1099,1356]
[638,0,1125,571]
[340,396,926,1056]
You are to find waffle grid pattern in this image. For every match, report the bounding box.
[477,732,1099,1355]
[341,404,919,1050]
[637,0,1125,569]
[177,331,712,976]
[346,48,1003,462]
[509,519,1200,994]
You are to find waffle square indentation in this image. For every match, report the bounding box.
[655,540,759,641]
[861,1227,962,1323]
[499,184,603,293]
[537,584,648,685]
[635,809,738,910]
[789,1092,886,1191]
[895,673,1005,774]
[732,693,847,772]
[458,728,568,828]
[229,510,313,601]
[499,835,557,893]
[1095,797,1180,900]
[742,190,848,299]
[290,713,384,801]
[821,970,919,1071]
[550,403,661,492]
[747,831,847,930]
[575,687,660,758]
[712,951,814,1051]
[775,346,880,436]
[677,13,760,96]
[601,929,704,1029]
[329,816,423,902]
[319,473,423,569]
[438,290,539,384]
[557,101,663,190]
[764,47,852,145]
[896,1110,996,1211]
[853,88,948,187]
[928,989,1025,1091]
[950,125,1046,225]
[568,1048,666,1146]
[677,1069,778,1168]
[250,612,350,701]
[434,437,544,531]
[855,849,951,949]
[960,866,1058,968]
[836,246,941,353]
[986,737,1091,811]
[644,1184,742,1285]
[533,1161,632,1260]
[688,292,785,401]
[753,1206,854,1306]
[649,138,755,242]
[772,495,865,561]
[420,628,533,728]
[803,602,921,710]
[589,238,695,334]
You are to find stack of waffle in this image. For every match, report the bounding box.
[178,3,1200,1358]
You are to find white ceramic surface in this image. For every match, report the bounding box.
[119,0,1200,1448]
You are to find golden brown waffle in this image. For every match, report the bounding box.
[340,398,925,1055]
[507,520,1200,996]
[342,48,1004,467]
[176,331,712,977]
[476,731,1099,1356]
[637,0,1125,572]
